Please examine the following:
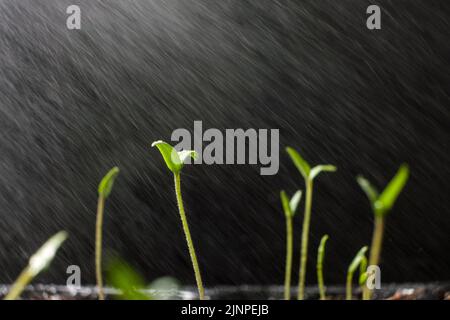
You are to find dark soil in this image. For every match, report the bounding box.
[1,283,449,300]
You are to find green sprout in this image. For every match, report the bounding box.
[96,167,120,300]
[280,190,302,300]
[316,234,329,300]
[346,246,368,300]
[359,254,368,300]
[286,147,337,300]
[357,164,409,300]
[107,257,151,300]
[152,140,205,300]
[4,231,68,300]
[107,257,180,300]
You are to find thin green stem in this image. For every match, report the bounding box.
[95,195,105,300]
[317,235,328,300]
[359,256,368,300]
[174,173,205,300]
[363,216,384,300]
[297,179,313,300]
[346,272,353,300]
[284,216,293,300]
[4,266,33,300]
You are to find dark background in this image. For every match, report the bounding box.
[0,0,449,287]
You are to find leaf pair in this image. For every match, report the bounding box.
[280,190,302,218]
[152,141,198,174]
[357,164,409,217]
[286,147,337,181]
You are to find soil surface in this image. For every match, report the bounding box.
[1,283,449,300]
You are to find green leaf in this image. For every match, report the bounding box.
[289,190,303,215]
[356,175,379,206]
[281,190,302,218]
[358,256,368,286]
[359,272,368,286]
[348,246,368,274]
[309,165,337,180]
[280,190,292,218]
[28,231,68,276]
[152,140,197,174]
[98,167,120,199]
[286,147,311,180]
[375,164,409,216]
[107,258,151,300]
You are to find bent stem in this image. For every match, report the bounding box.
[4,267,32,300]
[298,179,313,300]
[284,216,294,300]
[174,172,205,300]
[4,231,67,300]
[363,216,384,300]
[96,195,105,300]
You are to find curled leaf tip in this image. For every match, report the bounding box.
[98,167,120,198]
[309,164,337,180]
[348,246,368,273]
[151,140,164,148]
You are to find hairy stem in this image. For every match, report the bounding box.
[4,266,32,300]
[297,179,313,300]
[284,216,293,300]
[174,173,205,300]
[363,216,384,300]
[95,195,105,300]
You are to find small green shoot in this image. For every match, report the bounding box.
[346,246,368,300]
[357,164,409,300]
[286,147,336,300]
[4,231,68,300]
[280,190,302,300]
[107,257,151,300]
[96,167,120,300]
[152,140,205,300]
[316,234,329,300]
[359,255,368,299]
[107,258,180,300]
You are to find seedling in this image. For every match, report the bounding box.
[280,190,302,300]
[286,147,337,300]
[107,257,151,300]
[358,254,368,300]
[357,164,409,300]
[107,257,180,300]
[316,234,329,300]
[96,167,120,300]
[4,231,68,300]
[152,140,205,300]
[346,246,368,300]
